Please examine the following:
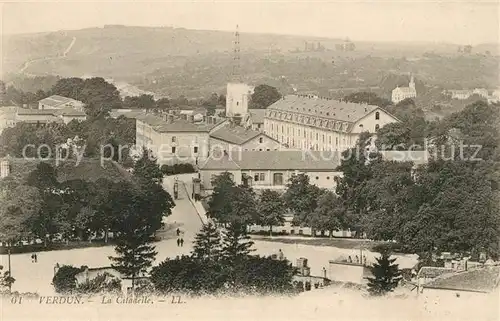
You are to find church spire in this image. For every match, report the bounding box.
[409,73,415,89]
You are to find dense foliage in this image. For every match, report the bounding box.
[150,221,295,295]
[366,250,402,296]
[335,101,500,258]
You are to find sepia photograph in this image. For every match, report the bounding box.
[0,1,499,320]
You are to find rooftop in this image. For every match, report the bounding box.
[417,267,455,279]
[16,107,86,117]
[200,150,342,171]
[393,87,417,94]
[0,158,131,183]
[266,95,382,124]
[210,125,263,145]
[424,266,500,293]
[249,109,266,124]
[38,95,82,107]
[136,113,224,132]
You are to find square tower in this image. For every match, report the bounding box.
[226,83,253,118]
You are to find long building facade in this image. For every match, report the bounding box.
[264,95,399,152]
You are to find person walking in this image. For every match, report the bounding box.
[34,253,38,263]
[176,238,180,247]
[176,228,180,236]
[31,254,35,263]
[278,249,284,261]
[180,238,184,247]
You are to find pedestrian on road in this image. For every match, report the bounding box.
[176,228,180,236]
[34,253,38,263]
[31,254,35,263]
[176,238,180,247]
[278,249,284,260]
[180,238,184,247]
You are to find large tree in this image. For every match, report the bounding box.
[250,84,281,109]
[133,148,164,186]
[256,189,287,236]
[309,190,347,237]
[207,172,236,223]
[191,222,222,261]
[366,250,402,296]
[283,173,321,226]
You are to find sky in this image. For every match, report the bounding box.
[1,0,499,45]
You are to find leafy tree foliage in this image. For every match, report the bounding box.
[283,173,321,225]
[366,250,402,296]
[133,148,164,186]
[0,265,15,293]
[221,223,254,263]
[77,273,122,295]
[309,190,347,236]
[123,94,156,111]
[207,172,236,223]
[256,189,287,236]
[52,265,83,293]
[250,84,281,109]
[343,92,391,108]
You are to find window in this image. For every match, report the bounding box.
[266,148,270,151]
[298,129,301,136]
[329,136,332,144]
[259,137,263,143]
[375,124,380,131]
[322,135,325,142]
[336,137,339,145]
[375,111,380,120]
[259,148,263,151]
[172,136,176,143]
[193,146,198,153]
[316,133,319,140]
[254,173,265,181]
[281,125,284,133]
[237,102,239,106]
[304,131,306,138]
[273,173,284,185]
[171,146,176,154]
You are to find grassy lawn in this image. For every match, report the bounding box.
[250,236,388,251]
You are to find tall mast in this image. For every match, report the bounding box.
[232,25,241,82]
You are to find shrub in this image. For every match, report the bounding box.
[160,163,196,176]
[52,265,83,293]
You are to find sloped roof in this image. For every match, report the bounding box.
[210,125,262,145]
[418,267,455,279]
[267,95,380,123]
[393,87,416,94]
[424,266,500,293]
[38,95,82,107]
[0,158,130,183]
[56,108,86,117]
[110,110,145,119]
[136,113,223,133]
[200,150,342,171]
[17,108,57,115]
[249,109,266,124]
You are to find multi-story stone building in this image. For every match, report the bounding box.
[264,95,399,152]
[135,113,226,166]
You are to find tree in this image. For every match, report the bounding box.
[283,173,321,226]
[207,172,236,223]
[77,273,122,294]
[192,222,222,261]
[0,265,15,293]
[256,189,286,236]
[80,77,122,118]
[155,98,171,111]
[133,148,164,186]
[366,250,402,296]
[309,190,346,236]
[343,92,391,108]
[50,77,85,99]
[52,265,83,294]
[250,84,281,109]
[221,223,254,263]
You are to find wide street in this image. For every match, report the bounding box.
[0,174,417,295]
